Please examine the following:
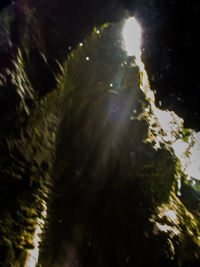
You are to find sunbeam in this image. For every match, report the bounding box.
[123,17,200,183]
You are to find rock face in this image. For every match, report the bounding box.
[39,24,200,266]
[0,1,200,267]
[0,4,66,265]
[0,50,65,266]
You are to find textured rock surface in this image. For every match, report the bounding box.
[39,24,200,267]
[0,10,67,262]
[0,63,66,265]
[0,1,200,267]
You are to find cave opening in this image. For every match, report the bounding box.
[1,2,200,267]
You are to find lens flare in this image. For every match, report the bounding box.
[122,17,142,58]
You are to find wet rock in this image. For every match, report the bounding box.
[38,23,200,267]
[0,1,200,267]
[0,47,66,265]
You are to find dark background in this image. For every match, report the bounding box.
[0,0,200,130]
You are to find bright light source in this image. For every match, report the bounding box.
[26,201,47,267]
[122,17,142,57]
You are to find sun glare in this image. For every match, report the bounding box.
[122,17,200,182]
[122,17,142,58]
